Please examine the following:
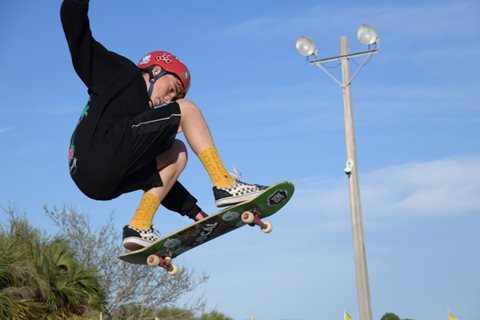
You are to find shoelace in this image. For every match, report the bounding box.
[228,165,242,181]
[228,166,252,186]
[228,166,265,188]
[149,225,161,238]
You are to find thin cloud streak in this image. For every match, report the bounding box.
[292,156,480,222]
[222,1,480,41]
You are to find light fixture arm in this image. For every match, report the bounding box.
[308,47,378,64]
[308,47,379,88]
[312,62,344,87]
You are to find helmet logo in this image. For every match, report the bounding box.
[155,52,173,64]
[181,71,190,80]
[139,54,151,65]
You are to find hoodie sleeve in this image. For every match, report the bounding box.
[60,0,124,94]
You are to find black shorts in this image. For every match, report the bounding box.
[112,102,181,197]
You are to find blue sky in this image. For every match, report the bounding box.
[1,0,479,319]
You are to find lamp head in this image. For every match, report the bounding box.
[295,36,318,57]
[357,24,378,46]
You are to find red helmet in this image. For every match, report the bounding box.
[137,51,191,94]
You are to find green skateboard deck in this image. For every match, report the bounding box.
[119,181,294,274]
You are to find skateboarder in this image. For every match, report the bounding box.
[61,0,267,250]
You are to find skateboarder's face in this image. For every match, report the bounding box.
[148,67,185,107]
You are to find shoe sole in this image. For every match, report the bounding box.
[122,237,154,251]
[215,190,264,207]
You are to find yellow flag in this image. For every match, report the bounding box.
[344,311,353,320]
[448,311,457,320]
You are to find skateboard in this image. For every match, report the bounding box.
[119,181,294,275]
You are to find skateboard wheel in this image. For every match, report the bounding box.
[168,263,179,276]
[261,222,273,233]
[241,211,255,224]
[147,255,160,266]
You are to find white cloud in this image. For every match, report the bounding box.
[0,127,11,134]
[364,157,480,216]
[291,156,480,224]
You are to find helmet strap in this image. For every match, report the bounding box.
[147,69,167,97]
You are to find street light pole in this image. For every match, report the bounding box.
[339,36,373,320]
[296,25,379,320]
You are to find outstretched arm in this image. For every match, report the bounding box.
[60,0,122,94]
[60,0,95,87]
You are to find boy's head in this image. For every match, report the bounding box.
[137,51,191,98]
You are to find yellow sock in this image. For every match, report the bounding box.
[198,146,234,188]
[130,192,160,229]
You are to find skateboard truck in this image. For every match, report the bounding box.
[146,255,179,275]
[241,209,273,233]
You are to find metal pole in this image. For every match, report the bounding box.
[339,36,373,320]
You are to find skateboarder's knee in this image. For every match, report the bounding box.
[177,98,202,119]
[156,139,188,172]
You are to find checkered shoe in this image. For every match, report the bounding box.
[213,179,268,207]
[122,225,160,251]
